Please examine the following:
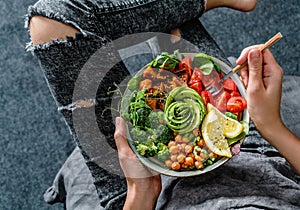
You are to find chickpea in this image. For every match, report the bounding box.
[177,153,186,163]
[165,160,173,168]
[195,161,204,169]
[182,137,189,143]
[169,145,178,154]
[175,134,182,143]
[185,157,194,166]
[197,139,205,148]
[181,163,189,169]
[168,141,176,148]
[187,153,195,159]
[195,155,202,162]
[177,144,183,152]
[172,162,181,170]
[170,154,177,162]
[200,152,207,159]
[185,145,193,154]
[193,128,201,137]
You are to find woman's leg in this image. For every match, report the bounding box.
[205,0,257,12]
[29,16,79,46]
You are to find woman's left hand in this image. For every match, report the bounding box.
[114,117,162,210]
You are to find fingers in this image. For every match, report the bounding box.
[240,68,249,87]
[247,48,264,92]
[262,49,284,78]
[236,44,263,65]
[237,45,278,88]
[114,117,156,178]
[261,50,284,99]
[114,117,129,154]
[237,45,263,87]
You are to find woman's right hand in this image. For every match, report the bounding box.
[237,46,300,175]
[237,46,284,136]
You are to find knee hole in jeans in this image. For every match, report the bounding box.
[29,16,80,46]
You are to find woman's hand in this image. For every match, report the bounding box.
[237,46,300,174]
[114,117,162,210]
[237,46,284,135]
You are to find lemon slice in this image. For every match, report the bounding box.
[207,104,244,138]
[222,118,244,139]
[201,104,244,158]
[202,110,232,158]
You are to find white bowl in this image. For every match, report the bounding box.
[121,53,249,177]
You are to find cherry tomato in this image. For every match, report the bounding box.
[200,90,214,106]
[218,73,223,79]
[189,67,203,85]
[226,96,247,113]
[222,78,237,92]
[179,57,192,78]
[189,82,202,94]
[215,91,231,112]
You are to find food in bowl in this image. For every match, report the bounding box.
[121,51,249,174]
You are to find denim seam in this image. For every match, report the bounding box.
[93,0,157,14]
[101,0,205,14]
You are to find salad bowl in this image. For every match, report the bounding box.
[121,52,249,177]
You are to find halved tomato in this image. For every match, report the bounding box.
[222,78,237,92]
[189,82,202,94]
[178,57,192,78]
[215,91,231,112]
[189,67,203,85]
[226,96,247,113]
[200,90,214,106]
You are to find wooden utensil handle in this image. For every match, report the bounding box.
[232,32,283,73]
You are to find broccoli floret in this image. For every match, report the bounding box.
[154,124,174,145]
[135,141,158,157]
[130,127,154,143]
[148,111,165,129]
[157,143,170,161]
[135,107,151,128]
[130,127,147,141]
